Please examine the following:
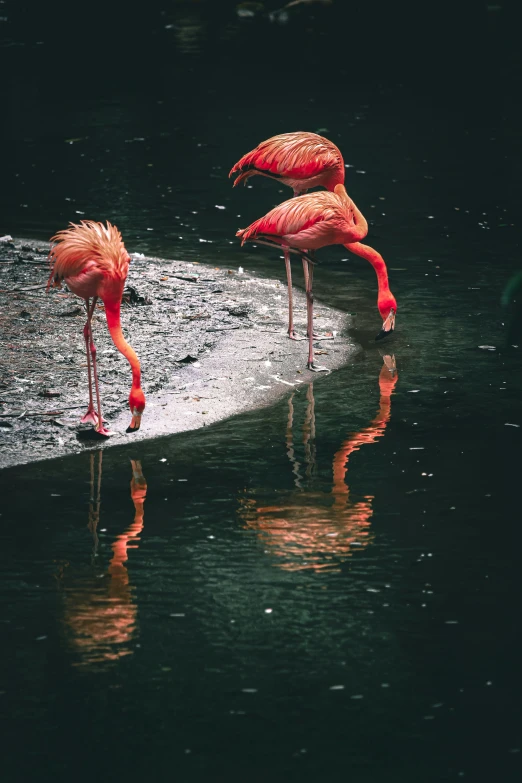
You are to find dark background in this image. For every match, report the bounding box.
[1,3,521,782]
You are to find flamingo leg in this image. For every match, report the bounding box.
[88,297,112,437]
[285,248,305,341]
[80,298,100,426]
[302,262,334,341]
[303,257,329,373]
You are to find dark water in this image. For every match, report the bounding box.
[1,2,521,781]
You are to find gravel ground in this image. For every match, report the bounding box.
[0,235,358,469]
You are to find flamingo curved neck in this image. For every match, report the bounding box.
[345,242,390,298]
[103,298,142,391]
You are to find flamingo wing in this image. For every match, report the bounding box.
[236,191,341,245]
[229,131,343,182]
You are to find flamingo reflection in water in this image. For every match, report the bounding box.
[60,454,147,666]
[238,355,398,572]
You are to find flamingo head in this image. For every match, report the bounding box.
[376,293,397,341]
[127,388,146,433]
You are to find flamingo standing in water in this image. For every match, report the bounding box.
[47,220,145,436]
[230,131,345,340]
[236,185,397,371]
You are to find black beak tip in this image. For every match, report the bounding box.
[375,327,394,342]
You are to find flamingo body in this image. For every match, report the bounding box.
[47,220,145,435]
[237,185,367,249]
[229,131,344,195]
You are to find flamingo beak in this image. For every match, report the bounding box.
[126,409,142,433]
[376,309,396,341]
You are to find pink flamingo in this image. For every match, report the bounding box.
[237,185,396,370]
[47,220,145,436]
[229,131,344,196]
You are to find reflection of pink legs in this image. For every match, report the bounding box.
[80,298,99,426]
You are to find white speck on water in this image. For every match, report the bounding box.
[207,535,215,539]
[486,681,493,686]
[170,613,185,618]
[159,458,167,462]
[50,493,61,497]
[478,345,496,350]
[424,715,435,720]
[178,479,188,482]
[36,636,47,641]
[432,703,444,708]
[75,210,85,215]
[264,608,273,614]
[242,688,258,693]
[356,170,366,174]
[329,685,345,690]
[409,447,424,450]
[367,588,380,593]
[408,389,420,393]
[505,423,520,427]
[381,683,390,688]
[215,204,225,209]
[445,620,459,624]
[351,694,364,700]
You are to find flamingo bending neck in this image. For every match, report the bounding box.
[103,299,145,429]
[344,241,397,335]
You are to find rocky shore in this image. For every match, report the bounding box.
[0,236,358,469]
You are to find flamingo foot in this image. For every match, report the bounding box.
[307,361,331,373]
[93,425,114,438]
[307,331,335,340]
[288,329,306,341]
[81,409,99,425]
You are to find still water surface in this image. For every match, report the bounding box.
[1,3,521,781]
